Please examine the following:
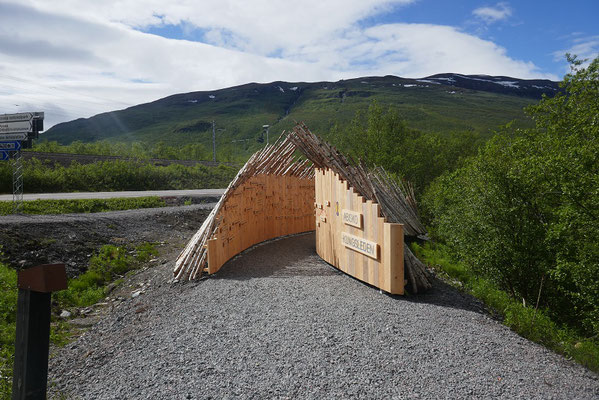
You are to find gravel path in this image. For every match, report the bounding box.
[48,233,599,399]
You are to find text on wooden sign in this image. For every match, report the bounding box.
[341,232,379,260]
[342,209,362,228]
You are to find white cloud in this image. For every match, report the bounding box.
[26,0,416,56]
[472,2,512,24]
[357,23,548,78]
[553,35,599,66]
[0,1,553,129]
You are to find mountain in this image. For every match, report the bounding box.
[44,74,559,152]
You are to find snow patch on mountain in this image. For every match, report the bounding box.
[496,81,520,88]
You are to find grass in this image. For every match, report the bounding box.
[55,243,158,308]
[0,196,167,215]
[412,242,599,374]
[0,262,17,398]
[0,242,159,398]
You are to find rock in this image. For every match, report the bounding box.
[81,307,93,315]
[60,310,72,318]
[106,282,119,294]
[131,290,142,298]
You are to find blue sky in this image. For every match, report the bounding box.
[0,1,597,127]
[384,1,598,75]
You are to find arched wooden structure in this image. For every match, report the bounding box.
[175,124,431,293]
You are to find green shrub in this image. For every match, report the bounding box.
[55,243,157,309]
[423,56,599,337]
[55,245,138,308]
[0,263,17,398]
[135,243,159,263]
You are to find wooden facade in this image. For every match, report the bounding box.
[206,174,315,274]
[315,168,405,294]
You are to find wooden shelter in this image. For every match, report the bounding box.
[174,124,432,293]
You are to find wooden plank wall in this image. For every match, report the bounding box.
[315,168,405,294]
[206,174,315,274]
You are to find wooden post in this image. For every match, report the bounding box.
[12,264,67,400]
[384,223,404,295]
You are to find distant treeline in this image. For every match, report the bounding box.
[0,159,237,193]
[31,140,213,161]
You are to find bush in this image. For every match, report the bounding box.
[329,101,482,200]
[55,244,152,308]
[423,56,599,336]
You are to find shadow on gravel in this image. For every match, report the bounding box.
[210,232,489,316]
[387,278,490,316]
[212,232,342,281]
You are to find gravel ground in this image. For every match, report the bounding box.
[47,232,599,399]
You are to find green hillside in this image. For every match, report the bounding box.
[44,75,556,156]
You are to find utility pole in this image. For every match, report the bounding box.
[212,120,216,162]
[0,112,44,214]
[263,124,270,145]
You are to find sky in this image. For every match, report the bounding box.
[0,0,597,129]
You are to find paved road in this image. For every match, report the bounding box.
[0,189,226,201]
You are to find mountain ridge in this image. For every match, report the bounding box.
[44,73,560,155]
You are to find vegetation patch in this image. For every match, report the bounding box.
[0,197,166,216]
[0,160,238,194]
[0,262,17,397]
[55,243,158,308]
[422,57,599,338]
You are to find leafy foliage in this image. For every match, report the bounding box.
[55,243,155,308]
[32,140,212,161]
[424,56,599,336]
[329,101,482,199]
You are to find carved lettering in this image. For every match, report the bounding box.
[341,232,378,260]
[342,209,362,228]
